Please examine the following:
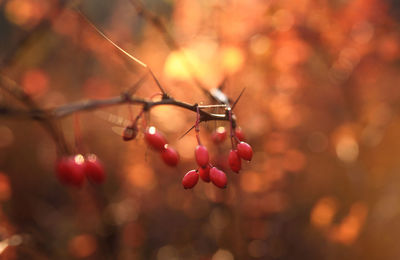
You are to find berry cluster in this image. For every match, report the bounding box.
[182,126,252,189]
[184,144,229,189]
[54,107,251,190]
[182,108,253,189]
[56,154,105,187]
[228,141,253,173]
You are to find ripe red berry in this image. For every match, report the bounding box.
[228,149,241,173]
[56,155,85,187]
[237,142,253,161]
[234,127,246,142]
[211,126,227,144]
[182,170,199,189]
[198,164,211,182]
[209,167,227,188]
[161,145,179,167]
[195,145,209,168]
[84,154,106,183]
[144,126,167,151]
[122,124,138,141]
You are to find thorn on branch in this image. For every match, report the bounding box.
[231,87,246,110]
[179,124,196,140]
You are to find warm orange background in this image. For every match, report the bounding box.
[1,0,400,259]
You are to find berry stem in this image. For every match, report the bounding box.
[142,108,148,130]
[228,108,235,149]
[134,109,144,125]
[195,105,202,145]
[128,104,134,122]
[149,92,164,100]
[74,112,84,154]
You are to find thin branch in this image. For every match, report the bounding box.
[0,7,239,155]
[128,0,217,99]
[52,94,229,122]
[76,9,168,95]
[76,9,147,68]
[1,92,232,124]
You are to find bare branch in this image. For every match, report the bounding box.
[76,9,168,95]
[1,91,231,124]
[50,94,229,122]
[128,0,216,99]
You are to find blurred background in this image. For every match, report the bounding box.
[1,0,400,259]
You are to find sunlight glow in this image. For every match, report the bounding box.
[74,154,85,165]
[311,197,338,229]
[212,249,234,260]
[336,136,359,163]
[221,46,244,74]
[329,202,368,245]
[148,126,156,135]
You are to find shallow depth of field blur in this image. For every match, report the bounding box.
[1,0,400,259]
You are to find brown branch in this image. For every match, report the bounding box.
[75,9,168,96]
[0,6,239,155]
[1,91,232,123]
[52,94,229,122]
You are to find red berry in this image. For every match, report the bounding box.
[195,145,209,168]
[235,127,246,142]
[144,126,167,151]
[209,167,227,188]
[211,126,227,144]
[198,164,211,182]
[84,154,106,183]
[228,149,241,173]
[55,155,85,187]
[182,170,199,189]
[161,145,179,167]
[237,142,253,161]
[123,124,138,141]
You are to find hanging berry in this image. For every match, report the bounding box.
[56,155,85,187]
[145,126,167,151]
[209,167,227,188]
[228,150,241,173]
[182,170,199,189]
[237,142,253,161]
[84,154,106,183]
[234,127,246,142]
[122,125,138,141]
[195,145,209,168]
[211,126,227,144]
[198,164,211,182]
[161,145,179,167]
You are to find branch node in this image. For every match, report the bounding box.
[142,103,150,111]
[161,93,170,100]
[121,92,131,102]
